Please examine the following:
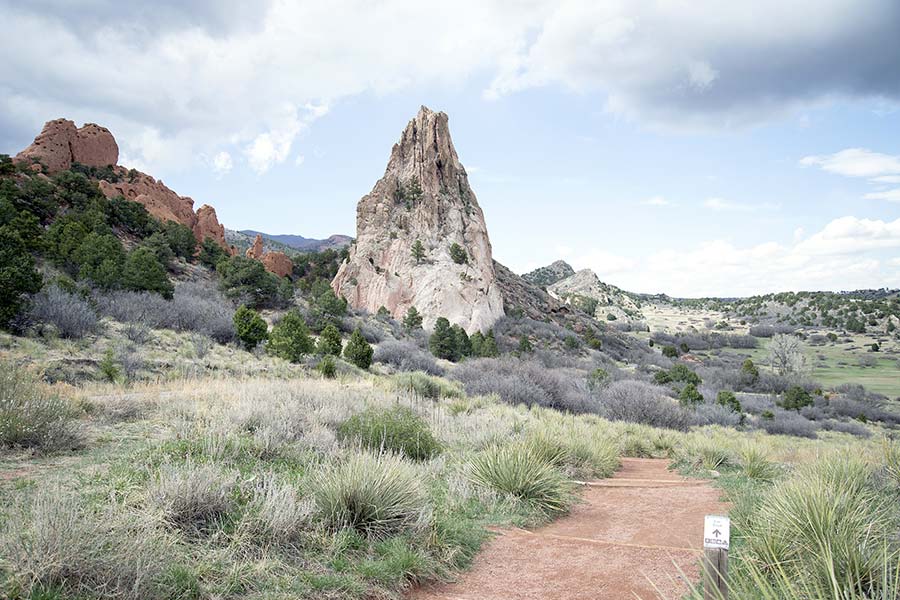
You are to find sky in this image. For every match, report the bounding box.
[2,0,900,297]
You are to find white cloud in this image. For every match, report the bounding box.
[800,148,900,178]
[211,151,233,176]
[3,0,900,173]
[703,197,777,212]
[641,195,671,206]
[294,154,305,167]
[801,148,900,204]
[863,189,900,202]
[565,215,900,296]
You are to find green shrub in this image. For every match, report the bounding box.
[105,195,158,237]
[343,327,373,369]
[267,310,314,362]
[198,237,228,268]
[122,247,174,298]
[517,336,534,353]
[74,232,126,289]
[99,350,121,383]
[218,255,287,308]
[0,226,42,327]
[662,345,678,358]
[312,451,429,538]
[741,358,760,383]
[318,355,337,379]
[233,305,268,350]
[781,385,812,411]
[468,442,573,518]
[316,323,343,356]
[162,221,197,259]
[411,239,426,264]
[678,383,703,406]
[449,242,467,265]
[716,390,741,413]
[393,372,463,400]
[337,405,441,460]
[0,362,82,452]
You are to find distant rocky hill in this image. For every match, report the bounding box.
[238,230,351,252]
[332,106,504,333]
[548,268,644,322]
[522,260,575,287]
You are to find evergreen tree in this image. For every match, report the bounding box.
[316,323,343,356]
[343,327,373,369]
[678,383,703,406]
[429,317,457,360]
[0,227,42,328]
[163,221,197,259]
[403,306,423,331]
[233,305,268,350]
[267,310,314,362]
[122,247,174,298]
[449,242,468,265]
[716,390,741,413]
[217,255,283,308]
[781,385,812,411]
[411,239,426,264]
[451,324,471,359]
[470,331,485,356]
[73,232,126,289]
[199,237,228,268]
[141,232,175,268]
[740,358,760,384]
[480,329,499,357]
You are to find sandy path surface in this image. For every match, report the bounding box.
[410,458,728,600]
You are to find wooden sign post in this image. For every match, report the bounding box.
[702,515,730,600]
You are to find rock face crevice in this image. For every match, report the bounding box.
[332,106,504,333]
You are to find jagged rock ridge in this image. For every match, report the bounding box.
[548,268,644,321]
[15,118,235,256]
[522,260,575,287]
[332,106,504,333]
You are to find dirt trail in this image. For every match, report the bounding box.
[410,458,728,600]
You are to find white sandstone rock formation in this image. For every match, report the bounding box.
[332,106,504,333]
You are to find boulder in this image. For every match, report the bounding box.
[14,118,118,173]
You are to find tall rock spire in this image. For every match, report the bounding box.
[332,106,504,333]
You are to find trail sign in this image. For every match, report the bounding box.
[703,515,730,550]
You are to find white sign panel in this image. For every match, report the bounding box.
[703,515,730,550]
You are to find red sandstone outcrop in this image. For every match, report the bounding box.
[14,119,118,173]
[331,106,504,333]
[16,118,234,254]
[245,234,292,278]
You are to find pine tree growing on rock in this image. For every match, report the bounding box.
[411,239,425,264]
[403,306,423,331]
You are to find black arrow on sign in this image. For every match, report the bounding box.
[712,529,721,538]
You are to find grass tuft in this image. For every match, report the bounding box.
[0,361,82,452]
[337,405,441,460]
[312,451,431,539]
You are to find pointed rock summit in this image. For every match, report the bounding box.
[332,106,504,332]
[245,234,293,278]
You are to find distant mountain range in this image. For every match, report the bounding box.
[226,229,352,256]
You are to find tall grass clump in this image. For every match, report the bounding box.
[312,451,430,539]
[0,361,82,452]
[467,442,574,518]
[525,421,619,479]
[238,473,314,546]
[393,372,463,400]
[0,488,177,600]
[337,405,441,460]
[882,437,900,488]
[744,453,895,596]
[738,444,778,482]
[146,462,238,533]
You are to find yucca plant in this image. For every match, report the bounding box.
[738,444,778,482]
[881,437,900,488]
[312,451,430,539]
[467,442,573,518]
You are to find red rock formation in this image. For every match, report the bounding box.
[16,118,234,254]
[14,119,118,173]
[245,234,292,278]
